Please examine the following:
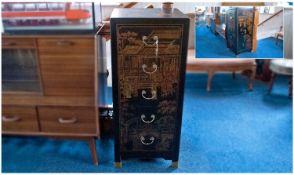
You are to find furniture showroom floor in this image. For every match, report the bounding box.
[2,73,292,173]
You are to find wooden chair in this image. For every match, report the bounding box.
[268,59,293,97]
[275,26,284,45]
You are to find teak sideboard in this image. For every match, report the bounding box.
[2,34,100,165]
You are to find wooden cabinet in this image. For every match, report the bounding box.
[110,8,189,168]
[2,35,99,165]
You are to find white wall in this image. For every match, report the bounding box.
[133,2,221,13]
[259,13,272,24]
[258,7,283,23]
[257,9,283,40]
[100,2,120,20]
[284,8,293,59]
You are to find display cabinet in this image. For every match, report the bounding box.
[1,1,103,165]
[2,34,100,165]
[1,2,97,34]
[225,7,254,54]
[111,8,189,168]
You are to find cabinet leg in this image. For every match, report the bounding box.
[88,138,98,166]
[114,145,122,168]
[115,161,122,168]
[171,161,178,168]
[288,76,292,97]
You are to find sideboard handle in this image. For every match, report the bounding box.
[141,90,156,100]
[58,117,77,124]
[142,63,158,74]
[140,136,155,145]
[56,40,74,46]
[2,116,20,122]
[8,42,17,46]
[141,114,155,124]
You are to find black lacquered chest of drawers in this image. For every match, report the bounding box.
[225,7,254,55]
[110,8,189,168]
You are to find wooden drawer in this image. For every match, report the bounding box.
[2,106,39,132]
[37,38,94,55]
[38,106,96,134]
[2,38,36,49]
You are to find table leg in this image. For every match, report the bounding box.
[207,71,214,92]
[268,73,276,94]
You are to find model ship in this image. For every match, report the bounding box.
[2,2,92,27]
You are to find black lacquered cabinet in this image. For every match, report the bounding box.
[110,8,189,168]
[226,7,254,54]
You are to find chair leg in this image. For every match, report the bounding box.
[232,72,236,79]
[268,73,276,94]
[289,76,292,97]
[248,68,256,91]
[207,71,214,92]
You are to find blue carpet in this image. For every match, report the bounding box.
[195,24,283,58]
[2,73,292,172]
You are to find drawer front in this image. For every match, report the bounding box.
[38,106,96,134]
[38,38,95,55]
[119,55,180,83]
[2,106,39,132]
[2,38,36,49]
[120,99,178,152]
[39,54,95,96]
[122,128,175,152]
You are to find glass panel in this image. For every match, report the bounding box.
[2,49,41,92]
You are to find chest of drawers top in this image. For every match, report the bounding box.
[111,8,188,19]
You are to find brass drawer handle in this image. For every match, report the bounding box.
[142,35,159,57]
[58,117,77,124]
[56,40,74,46]
[141,114,155,124]
[141,90,156,100]
[140,136,155,145]
[142,36,158,46]
[142,63,158,74]
[2,116,20,122]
